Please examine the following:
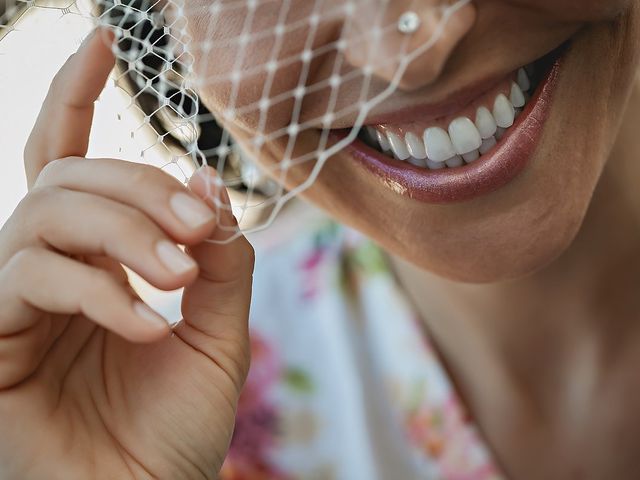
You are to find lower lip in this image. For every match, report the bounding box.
[335,57,563,204]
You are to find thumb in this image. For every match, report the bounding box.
[179,167,254,366]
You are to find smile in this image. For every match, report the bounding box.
[334,46,566,203]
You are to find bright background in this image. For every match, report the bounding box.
[0,5,186,320]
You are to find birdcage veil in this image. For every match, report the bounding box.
[1,0,471,243]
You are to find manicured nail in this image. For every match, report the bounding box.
[156,240,197,275]
[170,192,215,229]
[194,166,230,205]
[133,301,170,328]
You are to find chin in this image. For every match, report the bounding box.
[288,17,638,285]
[390,198,588,284]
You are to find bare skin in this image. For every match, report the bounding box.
[186,3,640,474]
[391,77,640,478]
[0,32,254,480]
[2,2,640,479]
[185,2,640,475]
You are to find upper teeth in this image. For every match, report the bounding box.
[365,67,532,170]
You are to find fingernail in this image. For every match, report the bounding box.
[194,166,229,204]
[133,301,170,328]
[156,240,197,275]
[170,192,215,229]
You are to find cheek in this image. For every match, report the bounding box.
[185,1,343,137]
[309,147,593,284]
[514,0,635,21]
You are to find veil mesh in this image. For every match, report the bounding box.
[1,0,470,242]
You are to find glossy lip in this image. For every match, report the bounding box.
[332,55,564,204]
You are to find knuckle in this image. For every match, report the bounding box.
[238,238,256,273]
[245,241,256,264]
[49,68,68,97]
[23,137,38,166]
[34,156,81,187]
[17,186,62,223]
[33,160,62,187]
[5,247,42,276]
[225,337,252,387]
[25,184,62,205]
[129,163,169,190]
[5,188,65,252]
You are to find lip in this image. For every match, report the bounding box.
[332,55,564,204]
[363,73,509,127]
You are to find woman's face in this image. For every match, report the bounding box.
[185,0,640,282]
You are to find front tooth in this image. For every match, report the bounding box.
[462,150,479,163]
[424,127,456,163]
[448,117,482,155]
[495,127,507,140]
[479,136,497,154]
[376,129,392,152]
[445,155,464,168]
[387,132,411,160]
[408,156,427,167]
[475,107,497,139]
[426,159,446,170]
[517,68,531,92]
[510,82,525,108]
[493,94,515,128]
[405,132,427,159]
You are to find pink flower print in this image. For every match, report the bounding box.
[299,246,331,301]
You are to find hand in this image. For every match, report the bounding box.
[0,30,254,480]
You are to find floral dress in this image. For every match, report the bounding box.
[220,203,504,480]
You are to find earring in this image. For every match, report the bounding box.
[397,11,421,34]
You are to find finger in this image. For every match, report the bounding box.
[174,167,254,389]
[24,28,115,188]
[180,167,254,337]
[0,247,169,343]
[3,186,199,291]
[86,256,129,285]
[34,157,217,245]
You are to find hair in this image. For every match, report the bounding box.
[100,0,258,193]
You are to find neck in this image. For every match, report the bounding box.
[391,75,640,421]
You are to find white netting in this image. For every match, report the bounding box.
[1,0,470,242]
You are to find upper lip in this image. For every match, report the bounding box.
[359,71,510,127]
[336,50,566,204]
[312,41,568,131]
[352,43,571,129]
[322,69,512,131]
[322,54,551,131]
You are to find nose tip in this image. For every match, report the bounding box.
[343,1,477,92]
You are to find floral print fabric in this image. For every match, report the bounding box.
[220,206,503,480]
